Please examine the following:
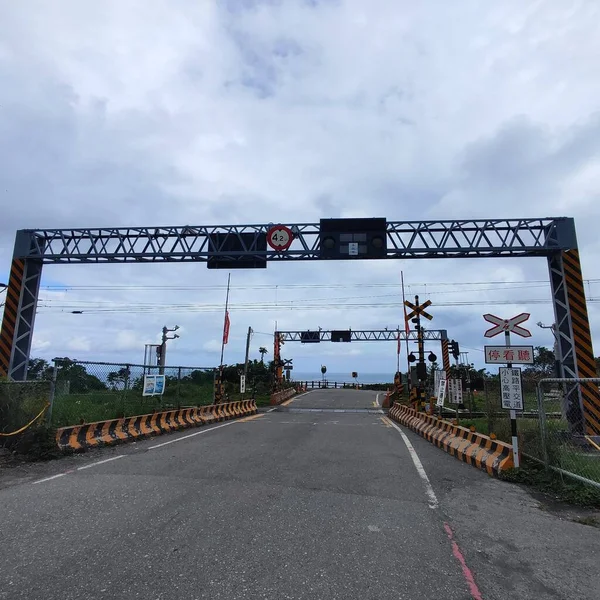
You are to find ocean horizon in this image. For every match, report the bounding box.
[293,372,394,384]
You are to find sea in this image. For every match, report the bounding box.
[293,372,394,384]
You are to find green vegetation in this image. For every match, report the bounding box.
[500,460,600,508]
[23,356,278,428]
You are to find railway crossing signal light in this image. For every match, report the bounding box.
[428,352,437,362]
[416,362,427,380]
[450,340,460,358]
[408,353,416,363]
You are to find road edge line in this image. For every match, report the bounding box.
[147,421,236,450]
[384,416,439,509]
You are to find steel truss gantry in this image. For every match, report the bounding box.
[277,329,447,342]
[1,217,598,435]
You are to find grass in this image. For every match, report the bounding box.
[51,384,216,427]
[50,385,276,427]
[500,459,600,508]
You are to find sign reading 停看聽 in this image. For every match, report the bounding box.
[484,346,534,365]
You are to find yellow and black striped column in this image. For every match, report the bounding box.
[0,259,25,377]
[562,249,600,435]
[441,339,451,381]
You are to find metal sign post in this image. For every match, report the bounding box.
[483,311,530,469]
[504,330,520,467]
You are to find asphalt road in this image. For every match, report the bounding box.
[1,390,599,599]
[289,387,382,409]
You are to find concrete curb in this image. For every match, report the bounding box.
[56,400,258,452]
[270,387,298,406]
[389,403,514,476]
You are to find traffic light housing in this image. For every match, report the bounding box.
[319,218,387,259]
[450,340,460,358]
[207,232,267,269]
[331,330,352,342]
[301,331,321,343]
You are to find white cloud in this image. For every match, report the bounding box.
[203,339,223,354]
[65,336,92,353]
[1,0,600,374]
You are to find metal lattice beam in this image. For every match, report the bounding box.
[3,215,599,437]
[14,218,573,263]
[278,329,448,342]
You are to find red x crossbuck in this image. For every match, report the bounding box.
[483,313,531,338]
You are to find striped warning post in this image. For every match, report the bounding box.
[441,339,451,380]
[0,259,24,377]
[388,404,513,476]
[562,249,600,435]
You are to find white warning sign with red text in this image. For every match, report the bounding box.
[484,345,534,365]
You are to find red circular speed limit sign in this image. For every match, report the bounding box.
[266,225,293,251]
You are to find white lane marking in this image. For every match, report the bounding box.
[375,393,380,407]
[267,407,276,413]
[293,391,312,399]
[147,421,236,450]
[77,455,125,471]
[385,417,439,510]
[32,473,68,485]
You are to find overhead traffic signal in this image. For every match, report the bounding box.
[319,218,387,260]
[331,330,352,342]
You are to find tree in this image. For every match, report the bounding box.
[258,347,268,364]
[55,359,107,393]
[27,358,53,380]
[107,367,131,390]
[522,346,555,379]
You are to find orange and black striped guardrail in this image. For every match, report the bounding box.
[270,387,297,405]
[388,404,514,476]
[562,249,600,435]
[56,400,257,452]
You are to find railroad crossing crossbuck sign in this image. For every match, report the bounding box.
[404,299,433,321]
[483,313,531,338]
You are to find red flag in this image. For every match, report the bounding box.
[223,311,230,344]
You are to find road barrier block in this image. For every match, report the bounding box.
[388,404,513,476]
[270,387,297,405]
[55,400,258,452]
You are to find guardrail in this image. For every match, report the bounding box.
[270,388,297,406]
[56,400,257,452]
[297,380,390,390]
[389,404,514,477]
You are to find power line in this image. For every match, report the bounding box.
[37,297,595,315]
[42,279,599,293]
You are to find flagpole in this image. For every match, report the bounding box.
[219,273,231,369]
[401,271,411,377]
[217,273,231,402]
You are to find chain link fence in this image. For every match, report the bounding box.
[49,360,216,427]
[0,379,51,447]
[528,379,600,486]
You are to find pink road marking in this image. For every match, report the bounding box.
[444,522,483,600]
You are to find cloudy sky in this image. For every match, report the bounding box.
[1,0,599,380]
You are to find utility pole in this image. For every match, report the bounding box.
[242,326,253,399]
[159,325,180,374]
[243,326,253,378]
[537,321,561,377]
